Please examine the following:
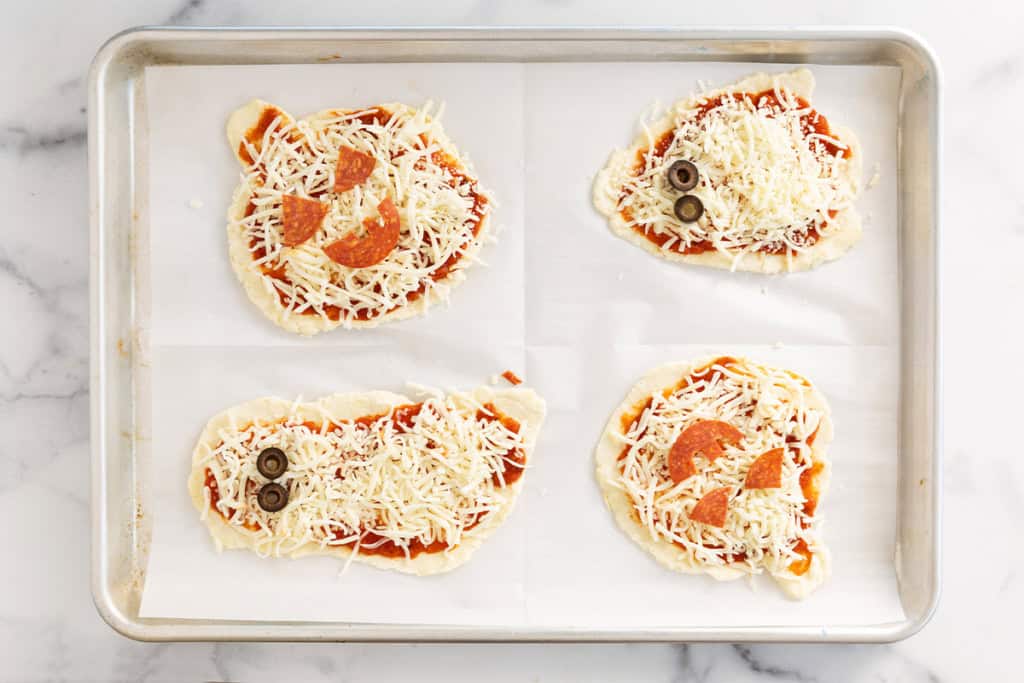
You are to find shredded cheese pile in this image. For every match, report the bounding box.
[237,103,490,324]
[618,85,856,261]
[614,359,824,575]
[199,395,525,559]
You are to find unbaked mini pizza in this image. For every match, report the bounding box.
[593,69,862,273]
[189,384,545,575]
[595,356,832,598]
[225,100,492,335]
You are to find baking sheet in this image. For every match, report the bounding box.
[138,62,904,627]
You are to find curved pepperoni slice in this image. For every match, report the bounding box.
[668,420,743,483]
[745,447,785,489]
[689,486,732,527]
[333,146,376,192]
[323,197,401,268]
[281,194,328,247]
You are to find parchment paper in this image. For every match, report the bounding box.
[139,62,904,628]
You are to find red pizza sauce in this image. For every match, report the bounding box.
[237,106,288,166]
[243,108,488,322]
[620,90,849,256]
[788,538,814,576]
[617,356,739,447]
[203,401,522,558]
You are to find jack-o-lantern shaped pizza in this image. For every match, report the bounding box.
[595,356,833,598]
[226,100,491,335]
[593,69,862,273]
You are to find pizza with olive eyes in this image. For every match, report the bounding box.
[595,356,833,599]
[188,385,545,575]
[226,99,492,335]
[593,69,863,273]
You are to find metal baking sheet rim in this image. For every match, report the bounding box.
[88,26,942,642]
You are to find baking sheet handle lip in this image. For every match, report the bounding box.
[71,621,930,644]
[88,16,112,641]
[88,22,153,644]
[91,23,943,46]
[887,23,943,642]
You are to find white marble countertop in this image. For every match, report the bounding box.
[1,0,1014,680]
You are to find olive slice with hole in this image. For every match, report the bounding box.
[256,447,288,480]
[257,482,288,512]
[667,160,699,192]
[674,195,705,223]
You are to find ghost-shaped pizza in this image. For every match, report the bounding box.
[190,384,546,575]
[595,356,833,598]
[593,69,862,273]
[225,99,492,334]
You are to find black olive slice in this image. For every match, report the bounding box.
[667,160,699,192]
[256,447,288,480]
[674,195,704,223]
[257,482,288,512]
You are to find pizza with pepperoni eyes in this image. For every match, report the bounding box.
[225,100,492,335]
[593,69,863,273]
[595,356,833,599]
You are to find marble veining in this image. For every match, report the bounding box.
[0,0,1017,680]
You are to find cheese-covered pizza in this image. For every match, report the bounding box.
[189,385,545,575]
[226,100,492,335]
[595,356,833,598]
[593,69,862,273]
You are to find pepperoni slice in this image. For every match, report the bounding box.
[323,197,401,268]
[689,486,732,527]
[745,447,785,489]
[333,146,376,192]
[281,194,328,247]
[668,420,743,483]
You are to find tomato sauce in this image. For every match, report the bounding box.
[326,510,488,559]
[618,356,737,459]
[673,541,747,565]
[800,461,825,517]
[243,111,488,322]
[622,90,848,256]
[204,401,522,557]
[203,469,260,531]
[787,537,814,576]
[237,106,287,165]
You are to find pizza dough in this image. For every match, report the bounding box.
[226,100,492,335]
[189,386,545,575]
[595,356,833,598]
[593,69,863,273]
